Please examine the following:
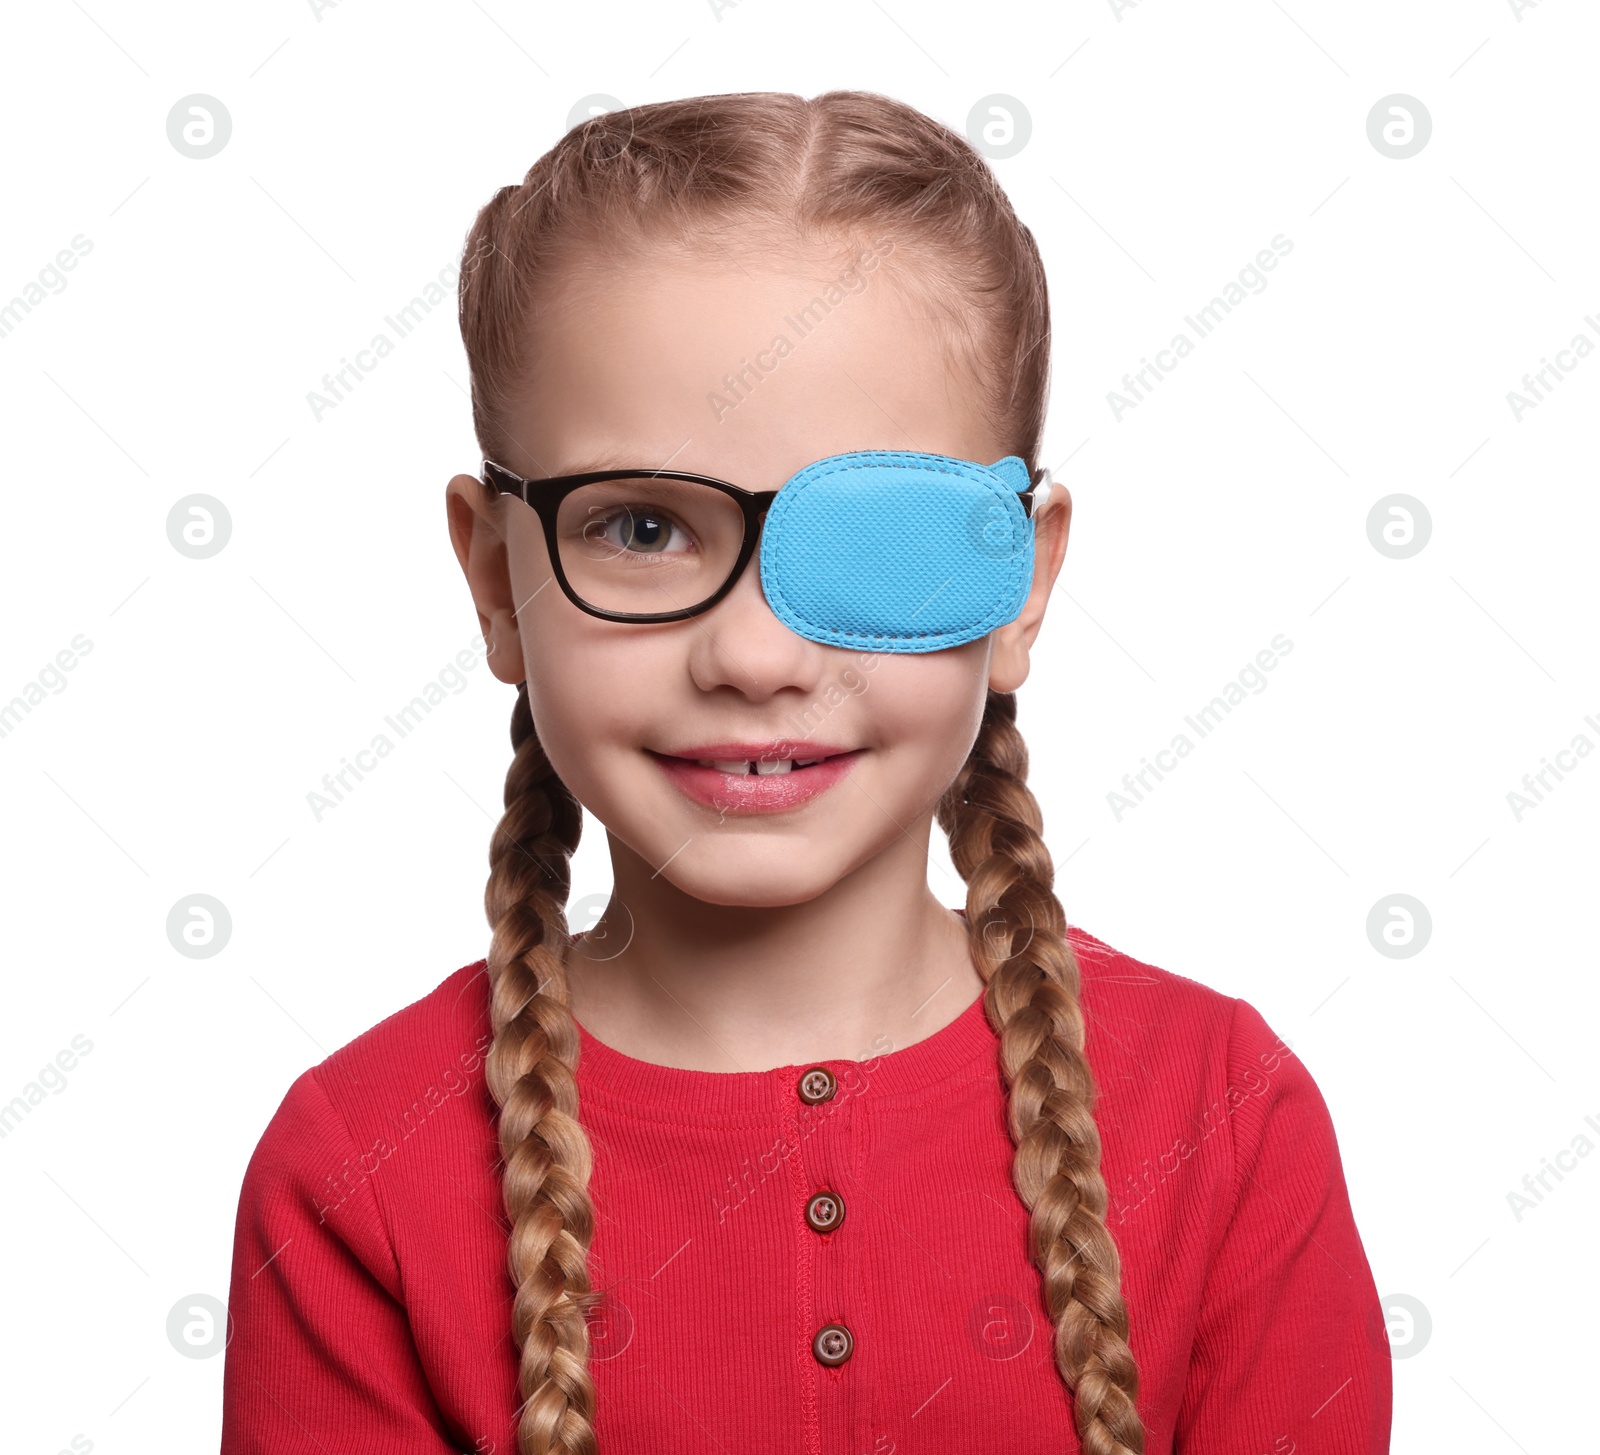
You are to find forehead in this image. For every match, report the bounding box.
[506,243,1002,486]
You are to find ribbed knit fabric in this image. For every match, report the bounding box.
[219,924,1392,1454]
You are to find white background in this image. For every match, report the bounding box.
[2,1,1595,1450]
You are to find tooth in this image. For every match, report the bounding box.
[712,760,750,774]
[755,760,793,776]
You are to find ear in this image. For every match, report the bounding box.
[445,473,527,687]
[987,483,1072,694]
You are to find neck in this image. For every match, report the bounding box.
[562,823,981,1073]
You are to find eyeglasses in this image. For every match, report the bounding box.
[480,452,1049,633]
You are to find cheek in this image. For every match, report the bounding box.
[521,604,649,778]
[860,650,988,789]
[508,539,647,788]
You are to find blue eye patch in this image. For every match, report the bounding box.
[758,450,1041,653]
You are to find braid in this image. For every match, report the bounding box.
[483,680,599,1455]
[937,689,1146,1455]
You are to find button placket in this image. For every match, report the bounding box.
[793,1061,859,1450]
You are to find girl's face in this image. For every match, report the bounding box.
[446,239,1070,908]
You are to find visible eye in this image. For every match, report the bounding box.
[583,504,695,557]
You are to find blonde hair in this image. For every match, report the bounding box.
[459,90,1145,1455]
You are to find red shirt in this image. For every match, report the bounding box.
[220,924,1392,1454]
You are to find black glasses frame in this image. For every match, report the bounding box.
[480,457,1045,626]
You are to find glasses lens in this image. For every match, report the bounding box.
[554,477,746,616]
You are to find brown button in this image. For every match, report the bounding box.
[812,1322,853,1366]
[797,1066,837,1105]
[805,1190,845,1233]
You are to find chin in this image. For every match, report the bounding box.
[656,841,847,909]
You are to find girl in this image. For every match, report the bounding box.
[221,92,1391,1455]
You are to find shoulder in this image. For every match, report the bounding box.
[1067,923,1243,1065]
[223,963,516,1450]
[1065,923,1306,1141]
[309,959,497,1126]
[1067,923,1340,1207]
[237,961,497,1225]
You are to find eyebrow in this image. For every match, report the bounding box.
[548,450,675,476]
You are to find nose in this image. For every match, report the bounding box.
[683,514,824,701]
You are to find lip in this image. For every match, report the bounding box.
[656,741,856,762]
[647,745,864,814]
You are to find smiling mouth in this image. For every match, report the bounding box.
[685,755,829,775]
[649,737,860,767]
[645,747,864,810]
